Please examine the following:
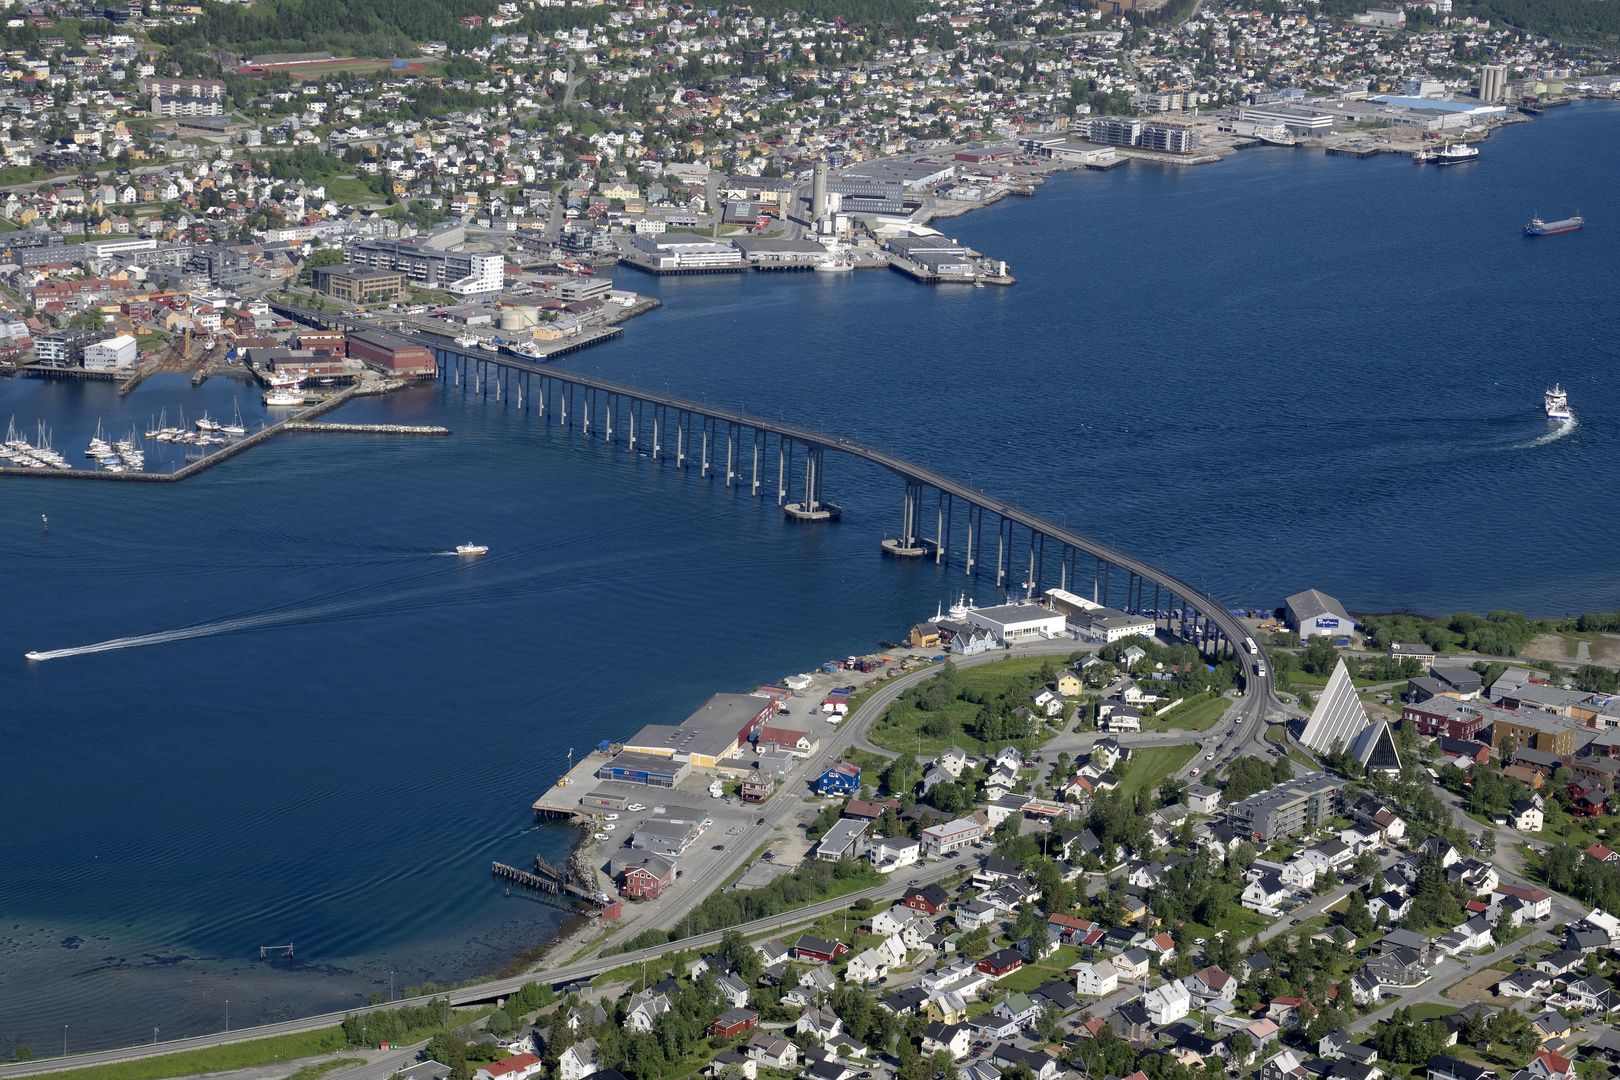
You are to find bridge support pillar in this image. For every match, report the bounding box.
[725,424,736,488]
[935,492,944,565]
[751,434,760,496]
[605,393,614,443]
[882,481,930,557]
[701,419,711,479]
[652,409,661,460]
[778,438,787,506]
[785,446,838,522]
[676,413,685,468]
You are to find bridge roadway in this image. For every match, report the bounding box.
[414,329,1273,704]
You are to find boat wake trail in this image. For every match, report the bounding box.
[1515,416,1578,450]
[24,601,364,662]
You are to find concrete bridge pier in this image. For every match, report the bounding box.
[785,445,839,522]
[881,480,932,557]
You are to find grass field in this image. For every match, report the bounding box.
[867,656,1062,755]
[243,58,439,80]
[1180,904,1272,943]
[1404,1002,1456,1022]
[1117,744,1198,800]
[323,176,383,204]
[36,1029,348,1080]
[1158,695,1231,731]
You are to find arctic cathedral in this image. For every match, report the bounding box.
[1299,659,1403,774]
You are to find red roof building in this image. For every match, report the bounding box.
[709,1008,758,1038]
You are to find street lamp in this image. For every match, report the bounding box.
[226,1001,230,1032]
[154,1028,159,1046]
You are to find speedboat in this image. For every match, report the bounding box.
[456,543,489,555]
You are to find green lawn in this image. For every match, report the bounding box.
[1180,905,1273,943]
[998,964,1058,991]
[323,175,383,204]
[35,1029,348,1080]
[1117,745,1199,800]
[867,656,1062,755]
[1157,695,1231,732]
[1265,725,1288,744]
[1405,1002,1457,1022]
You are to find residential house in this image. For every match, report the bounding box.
[1186,966,1237,1004]
[559,1039,600,1080]
[921,1022,972,1060]
[796,1007,844,1043]
[845,949,889,984]
[745,1034,798,1070]
[1144,978,1192,1026]
[709,1009,758,1039]
[1074,960,1120,997]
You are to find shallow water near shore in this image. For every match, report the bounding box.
[2,101,1618,1057]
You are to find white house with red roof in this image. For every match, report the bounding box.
[1585,844,1620,864]
[476,1054,543,1080]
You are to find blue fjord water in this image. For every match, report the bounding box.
[2,101,1617,1056]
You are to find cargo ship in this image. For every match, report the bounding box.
[1524,214,1584,236]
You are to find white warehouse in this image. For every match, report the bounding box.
[83,334,138,370]
[964,603,1068,644]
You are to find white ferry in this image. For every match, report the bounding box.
[456,543,489,556]
[1545,384,1572,421]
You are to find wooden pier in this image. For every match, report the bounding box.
[19,365,121,382]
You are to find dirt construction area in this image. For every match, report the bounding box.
[1443,967,1517,1005]
[1522,633,1620,667]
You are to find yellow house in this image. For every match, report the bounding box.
[923,996,967,1024]
[1052,672,1081,696]
[598,181,639,200]
[909,623,941,649]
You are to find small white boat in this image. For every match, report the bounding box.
[221,399,246,437]
[477,340,499,353]
[456,543,489,556]
[455,335,480,349]
[196,414,222,432]
[815,259,853,272]
[514,341,548,360]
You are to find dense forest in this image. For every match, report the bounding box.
[1458,0,1620,44]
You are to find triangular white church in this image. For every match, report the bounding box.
[1298,658,1401,774]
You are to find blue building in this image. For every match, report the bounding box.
[816,761,861,796]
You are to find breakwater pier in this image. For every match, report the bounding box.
[285,422,450,435]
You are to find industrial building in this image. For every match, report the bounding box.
[1072,607,1156,643]
[345,226,505,296]
[1226,772,1346,843]
[621,692,776,769]
[595,751,691,788]
[630,234,743,270]
[1480,64,1509,103]
[344,328,436,377]
[1237,106,1337,137]
[963,603,1068,644]
[318,266,406,302]
[82,334,138,370]
[1285,589,1353,638]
